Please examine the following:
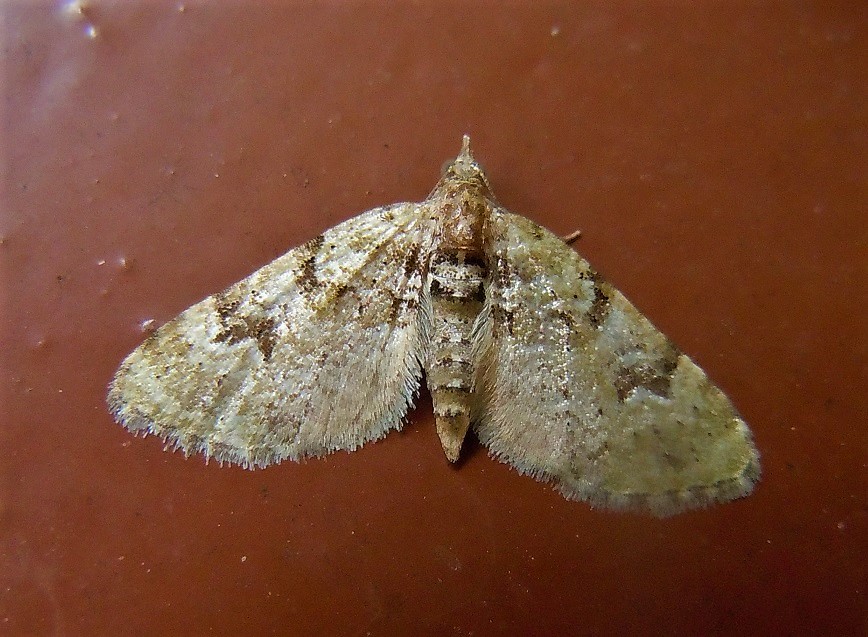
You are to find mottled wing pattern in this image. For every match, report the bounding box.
[108,204,432,467]
[474,209,760,515]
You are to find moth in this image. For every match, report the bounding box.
[108,136,760,515]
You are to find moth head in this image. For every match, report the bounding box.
[434,135,496,200]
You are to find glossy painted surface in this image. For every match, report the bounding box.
[2,2,865,634]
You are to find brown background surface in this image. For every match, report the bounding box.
[2,2,865,635]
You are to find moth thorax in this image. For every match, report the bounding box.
[438,192,487,253]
